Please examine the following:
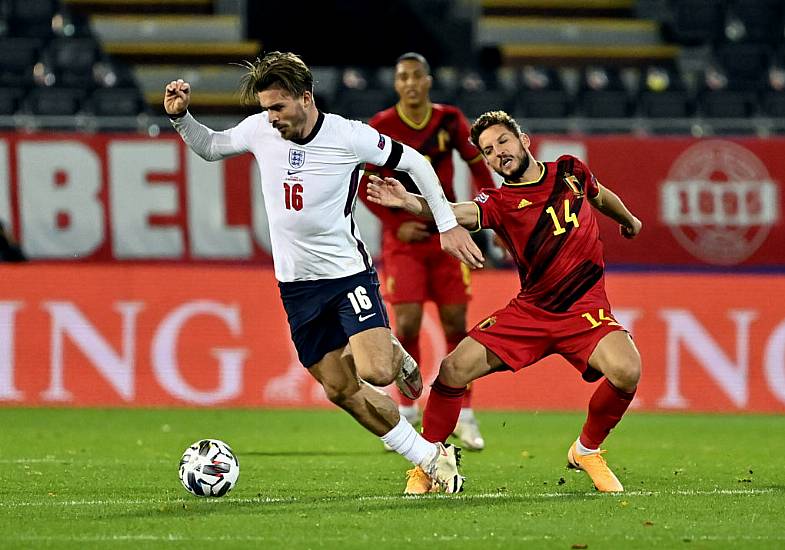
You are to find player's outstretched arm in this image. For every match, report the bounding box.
[164,79,249,162]
[367,176,484,268]
[589,183,642,239]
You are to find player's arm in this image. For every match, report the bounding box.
[367,175,480,231]
[164,79,249,161]
[393,144,484,267]
[589,182,642,239]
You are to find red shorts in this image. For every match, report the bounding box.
[382,233,471,306]
[468,284,625,377]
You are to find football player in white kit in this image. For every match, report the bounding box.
[164,51,483,494]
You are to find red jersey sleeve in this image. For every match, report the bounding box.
[561,155,600,199]
[472,188,501,231]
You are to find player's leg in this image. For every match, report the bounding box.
[438,302,485,451]
[579,330,641,449]
[392,302,424,421]
[344,326,463,493]
[421,336,503,445]
[566,329,641,493]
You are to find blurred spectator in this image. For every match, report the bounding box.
[0,221,27,262]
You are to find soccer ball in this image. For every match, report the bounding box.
[178,439,239,497]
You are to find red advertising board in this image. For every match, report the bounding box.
[0,133,783,267]
[1,265,783,413]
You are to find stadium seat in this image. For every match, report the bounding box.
[430,66,460,105]
[25,87,84,115]
[515,66,573,119]
[716,43,772,85]
[724,0,784,44]
[578,67,634,118]
[0,86,24,115]
[334,67,394,119]
[637,65,693,118]
[0,37,41,88]
[40,37,101,89]
[7,0,56,38]
[310,66,340,111]
[664,0,723,45]
[87,87,144,117]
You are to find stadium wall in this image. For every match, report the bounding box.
[0,133,783,268]
[0,265,784,413]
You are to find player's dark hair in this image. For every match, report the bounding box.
[396,52,430,74]
[470,110,523,149]
[238,51,313,105]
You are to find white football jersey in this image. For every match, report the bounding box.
[222,111,394,282]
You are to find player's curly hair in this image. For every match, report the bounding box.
[470,111,523,149]
[238,51,313,105]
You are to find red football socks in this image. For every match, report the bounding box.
[580,378,636,449]
[444,332,473,409]
[395,334,420,407]
[422,378,466,443]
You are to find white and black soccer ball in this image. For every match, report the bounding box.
[178,439,239,497]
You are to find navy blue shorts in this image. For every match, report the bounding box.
[278,269,390,368]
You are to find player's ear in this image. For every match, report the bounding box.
[520,133,531,149]
[302,90,313,108]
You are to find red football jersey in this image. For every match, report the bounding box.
[360,103,494,232]
[473,155,605,312]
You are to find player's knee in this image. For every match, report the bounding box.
[321,380,354,406]
[605,354,641,392]
[360,363,395,387]
[438,353,473,387]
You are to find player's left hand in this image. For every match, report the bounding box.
[441,226,484,269]
[366,175,408,208]
[620,216,642,239]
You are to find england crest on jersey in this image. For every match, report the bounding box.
[289,148,306,169]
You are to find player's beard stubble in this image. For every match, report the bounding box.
[502,151,531,182]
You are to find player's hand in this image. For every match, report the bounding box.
[366,175,409,208]
[164,79,191,116]
[620,216,642,239]
[397,221,430,243]
[440,225,484,269]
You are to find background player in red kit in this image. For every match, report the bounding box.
[360,53,495,450]
[367,110,643,495]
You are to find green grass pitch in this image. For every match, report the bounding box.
[1,408,783,549]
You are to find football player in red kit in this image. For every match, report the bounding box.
[367,110,642,495]
[360,53,495,451]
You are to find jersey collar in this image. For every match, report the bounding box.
[291,110,325,145]
[395,103,432,130]
[502,161,547,187]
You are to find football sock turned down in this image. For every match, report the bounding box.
[380,416,436,467]
[395,334,420,407]
[422,378,466,443]
[579,378,636,451]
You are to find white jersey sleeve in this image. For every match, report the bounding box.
[171,112,261,161]
[346,120,457,232]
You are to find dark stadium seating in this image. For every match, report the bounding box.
[578,67,634,118]
[0,86,24,115]
[515,66,573,119]
[637,65,693,118]
[0,37,41,88]
[87,87,144,117]
[24,87,83,116]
